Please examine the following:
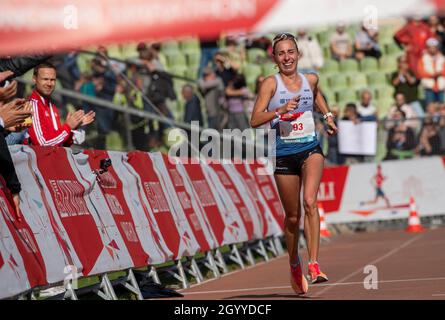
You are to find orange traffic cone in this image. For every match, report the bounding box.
[318,202,331,238]
[406,196,424,233]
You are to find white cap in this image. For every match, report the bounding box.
[426,37,439,47]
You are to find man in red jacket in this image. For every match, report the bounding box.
[28,62,95,147]
[394,17,435,76]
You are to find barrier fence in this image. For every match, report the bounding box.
[0,146,284,300]
[1,146,444,299]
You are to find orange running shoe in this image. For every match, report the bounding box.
[290,259,309,294]
[308,262,328,284]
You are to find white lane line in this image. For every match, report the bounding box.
[314,233,424,297]
[182,276,445,296]
[178,255,287,292]
[432,293,445,297]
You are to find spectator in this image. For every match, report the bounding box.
[325,105,344,165]
[225,74,252,131]
[428,15,445,54]
[330,22,353,61]
[391,55,423,117]
[198,36,220,78]
[138,49,176,142]
[425,102,440,120]
[182,84,203,125]
[296,29,324,72]
[357,90,378,121]
[28,62,95,147]
[384,109,416,160]
[340,103,364,164]
[417,37,445,105]
[385,93,418,130]
[223,37,245,72]
[198,67,225,131]
[0,70,33,221]
[245,33,272,57]
[342,102,361,123]
[416,117,442,156]
[354,24,382,60]
[213,51,237,87]
[89,55,117,149]
[394,17,434,75]
[438,103,445,154]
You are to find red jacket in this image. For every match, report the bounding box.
[394,21,435,74]
[28,90,73,146]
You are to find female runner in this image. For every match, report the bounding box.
[250,33,337,294]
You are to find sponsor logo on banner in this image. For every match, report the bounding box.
[169,169,184,187]
[192,180,216,207]
[105,194,125,216]
[318,166,349,213]
[143,181,170,213]
[49,179,90,218]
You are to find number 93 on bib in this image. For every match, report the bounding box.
[279,111,316,143]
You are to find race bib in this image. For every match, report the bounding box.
[279,111,316,143]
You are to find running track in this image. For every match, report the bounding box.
[173,228,445,300]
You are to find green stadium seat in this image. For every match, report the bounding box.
[376,98,395,119]
[379,55,398,73]
[375,86,395,100]
[186,68,199,81]
[347,73,368,90]
[169,65,188,78]
[322,46,331,60]
[77,54,92,74]
[321,59,339,74]
[385,42,403,56]
[318,76,329,90]
[180,37,200,54]
[321,89,336,105]
[328,73,348,91]
[316,31,331,48]
[121,43,137,59]
[158,53,168,69]
[186,52,201,69]
[165,52,187,68]
[262,63,277,77]
[339,58,359,73]
[378,26,396,45]
[367,71,389,87]
[246,48,267,63]
[336,89,357,105]
[161,40,180,54]
[360,57,379,72]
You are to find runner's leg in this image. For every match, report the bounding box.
[302,153,324,263]
[274,174,301,265]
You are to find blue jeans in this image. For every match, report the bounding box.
[424,89,444,105]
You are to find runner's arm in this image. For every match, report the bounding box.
[250,76,297,128]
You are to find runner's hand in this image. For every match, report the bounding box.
[277,96,300,117]
[325,117,338,136]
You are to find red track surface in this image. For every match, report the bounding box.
[174,228,445,300]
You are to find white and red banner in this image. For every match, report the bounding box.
[0,0,441,55]
[126,151,200,259]
[319,157,445,223]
